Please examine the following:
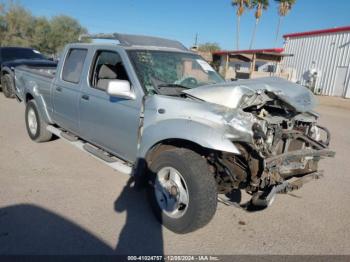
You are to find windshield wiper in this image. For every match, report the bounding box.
[153,83,191,96]
[157,83,191,89]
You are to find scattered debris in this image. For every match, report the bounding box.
[238,220,246,226]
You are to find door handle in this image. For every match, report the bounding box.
[56,87,62,92]
[81,94,90,101]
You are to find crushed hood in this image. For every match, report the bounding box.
[183,77,317,113]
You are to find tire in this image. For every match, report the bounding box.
[147,148,217,234]
[1,74,15,98]
[25,100,52,142]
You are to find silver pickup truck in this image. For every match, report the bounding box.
[15,33,335,233]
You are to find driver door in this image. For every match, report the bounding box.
[79,49,142,163]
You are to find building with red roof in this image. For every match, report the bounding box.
[212,48,289,80]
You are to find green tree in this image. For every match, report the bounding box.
[249,0,269,49]
[0,4,6,43]
[0,2,35,47]
[48,15,88,54]
[232,0,251,50]
[275,0,296,45]
[32,17,51,54]
[0,2,88,55]
[197,42,221,52]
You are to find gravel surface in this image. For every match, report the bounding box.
[0,95,349,255]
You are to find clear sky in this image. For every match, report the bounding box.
[6,0,350,50]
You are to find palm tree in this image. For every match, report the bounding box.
[249,0,269,49]
[275,0,296,46]
[232,0,251,50]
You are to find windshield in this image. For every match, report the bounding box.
[1,48,46,62]
[128,50,224,95]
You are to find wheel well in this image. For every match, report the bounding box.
[146,139,211,164]
[131,139,214,189]
[25,93,34,103]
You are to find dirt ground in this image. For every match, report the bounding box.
[0,94,349,255]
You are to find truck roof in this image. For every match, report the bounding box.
[76,33,192,53]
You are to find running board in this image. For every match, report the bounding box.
[46,125,132,175]
[83,144,116,163]
[61,131,78,142]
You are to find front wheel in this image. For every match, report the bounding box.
[147,148,217,234]
[25,100,52,142]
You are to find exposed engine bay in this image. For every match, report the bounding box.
[194,85,336,206]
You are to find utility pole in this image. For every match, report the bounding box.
[194,33,198,48]
[191,33,199,51]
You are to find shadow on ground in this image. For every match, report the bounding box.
[114,177,163,254]
[0,178,163,255]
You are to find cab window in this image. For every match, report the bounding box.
[90,51,129,91]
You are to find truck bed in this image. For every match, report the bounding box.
[16,65,56,79]
[14,65,57,101]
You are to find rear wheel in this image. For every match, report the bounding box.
[147,148,217,233]
[25,100,52,142]
[1,74,15,98]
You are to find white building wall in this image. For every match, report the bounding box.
[282,31,350,97]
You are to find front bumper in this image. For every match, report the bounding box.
[264,128,335,177]
[266,148,335,172]
[251,171,325,207]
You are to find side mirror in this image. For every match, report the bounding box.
[107,80,135,100]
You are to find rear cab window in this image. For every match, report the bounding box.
[62,48,88,84]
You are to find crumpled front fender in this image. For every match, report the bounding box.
[138,118,241,158]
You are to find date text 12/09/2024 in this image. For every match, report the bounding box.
[127,255,220,261]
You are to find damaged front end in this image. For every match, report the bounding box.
[189,79,336,207]
[246,112,334,206]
